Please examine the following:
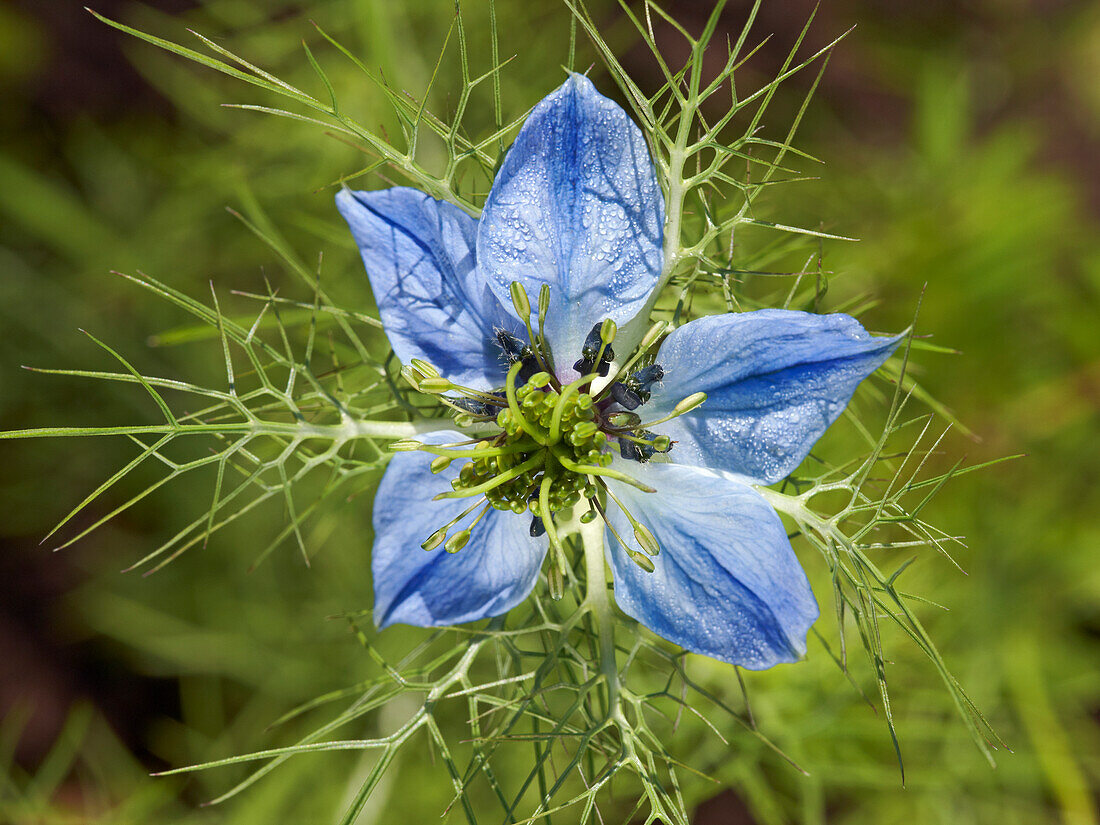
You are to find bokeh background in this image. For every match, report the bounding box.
[2,1,1098,823]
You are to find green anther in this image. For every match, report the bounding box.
[459,464,476,485]
[528,371,551,388]
[445,530,471,553]
[652,434,671,452]
[628,549,655,572]
[580,509,597,523]
[421,526,448,551]
[410,358,439,378]
[510,281,531,318]
[600,318,617,345]
[608,411,641,428]
[400,365,421,390]
[430,455,452,474]
[418,377,453,394]
[547,561,564,600]
[634,523,660,556]
[637,391,709,430]
[389,439,421,452]
[537,284,550,325]
[675,391,707,413]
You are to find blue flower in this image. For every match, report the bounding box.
[337,75,900,670]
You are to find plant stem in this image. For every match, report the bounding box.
[580,515,619,715]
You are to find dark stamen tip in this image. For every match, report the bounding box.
[529,516,546,537]
[609,382,641,410]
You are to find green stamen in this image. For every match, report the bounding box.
[433,452,544,500]
[552,447,657,493]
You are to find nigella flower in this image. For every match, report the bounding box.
[337,75,900,670]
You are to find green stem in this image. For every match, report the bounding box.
[580,515,619,715]
[0,416,465,442]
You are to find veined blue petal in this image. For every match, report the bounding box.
[603,461,818,670]
[647,310,901,484]
[478,74,664,373]
[337,187,518,390]
[372,432,548,628]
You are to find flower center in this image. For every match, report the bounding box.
[452,370,608,535]
[393,284,709,591]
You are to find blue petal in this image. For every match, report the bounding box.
[337,187,519,390]
[478,74,664,373]
[372,432,548,628]
[603,461,818,670]
[646,310,902,484]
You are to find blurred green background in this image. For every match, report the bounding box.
[1,1,1097,823]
